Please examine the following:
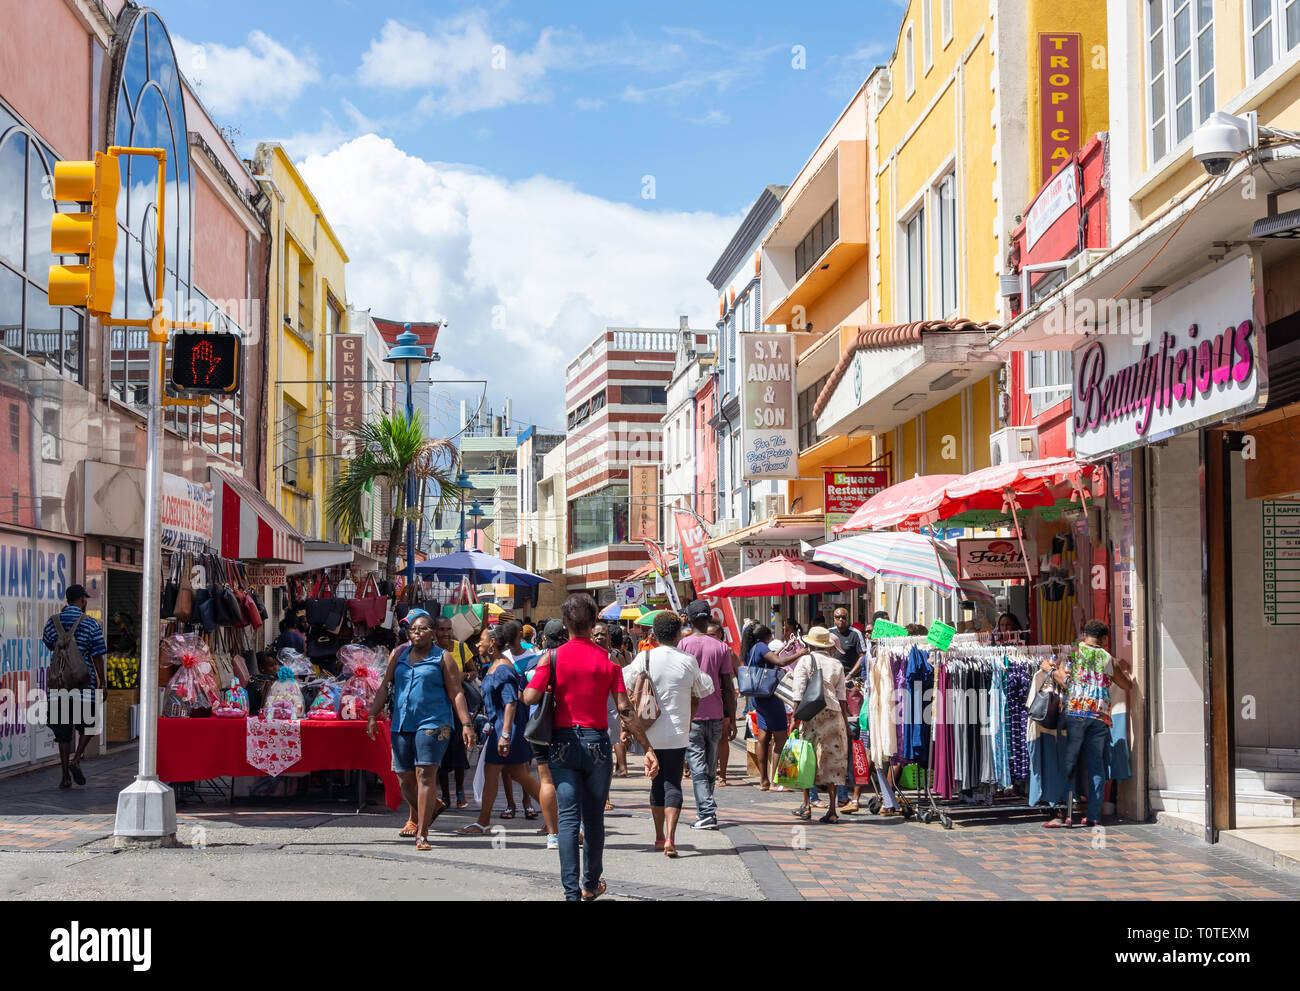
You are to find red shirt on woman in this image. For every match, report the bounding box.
[528,636,624,730]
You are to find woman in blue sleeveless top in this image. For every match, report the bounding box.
[370,613,476,850]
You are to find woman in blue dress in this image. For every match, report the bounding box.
[739,623,806,792]
[458,624,542,835]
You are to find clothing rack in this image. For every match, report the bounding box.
[867,636,1071,829]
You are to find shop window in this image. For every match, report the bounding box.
[1145,0,1215,163]
[1248,0,1300,79]
[1026,350,1074,416]
[0,109,85,385]
[568,485,630,552]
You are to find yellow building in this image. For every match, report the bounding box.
[252,144,349,542]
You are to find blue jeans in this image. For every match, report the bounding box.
[549,726,612,901]
[688,718,723,819]
[1061,715,1108,822]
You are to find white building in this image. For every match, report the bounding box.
[661,326,716,555]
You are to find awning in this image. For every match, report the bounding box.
[285,541,358,576]
[707,511,827,551]
[618,562,657,582]
[209,468,304,563]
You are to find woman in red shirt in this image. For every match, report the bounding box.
[524,594,657,902]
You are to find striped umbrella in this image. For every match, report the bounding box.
[813,531,994,603]
[598,602,622,621]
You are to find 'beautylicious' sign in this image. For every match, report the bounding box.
[1071,253,1265,460]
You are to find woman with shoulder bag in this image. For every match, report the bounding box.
[787,627,849,824]
[738,623,806,793]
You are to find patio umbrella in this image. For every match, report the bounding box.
[414,550,550,586]
[599,602,622,621]
[698,555,866,598]
[834,473,960,533]
[812,531,994,603]
[636,609,670,627]
[620,605,648,621]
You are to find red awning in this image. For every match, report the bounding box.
[210,468,304,563]
[618,561,657,583]
[699,556,866,598]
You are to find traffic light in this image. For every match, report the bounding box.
[169,332,242,394]
[49,152,119,314]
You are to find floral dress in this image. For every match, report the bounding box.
[791,653,848,785]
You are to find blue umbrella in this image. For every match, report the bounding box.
[599,602,622,621]
[413,550,551,586]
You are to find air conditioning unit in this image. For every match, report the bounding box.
[990,426,1039,466]
[1065,249,1107,282]
[761,493,787,519]
[717,518,741,535]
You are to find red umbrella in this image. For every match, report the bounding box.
[834,473,960,533]
[901,456,1095,525]
[699,556,866,598]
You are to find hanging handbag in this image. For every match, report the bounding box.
[236,566,263,630]
[207,631,235,692]
[194,587,218,633]
[348,574,387,628]
[161,554,180,619]
[1027,668,1061,729]
[304,575,345,633]
[223,561,249,629]
[174,551,194,623]
[792,658,826,722]
[624,650,662,735]
[230,627,254,686]
[523,649,556,746]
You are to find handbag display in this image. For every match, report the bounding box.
[523,649,556,745]
[161,554,180,619]
[304,576,345,634]
[174,551,194,623]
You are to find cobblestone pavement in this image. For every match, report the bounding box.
[2,742,1299,900]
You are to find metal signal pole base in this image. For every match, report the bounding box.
[113,776,177,840]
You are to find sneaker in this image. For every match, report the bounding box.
[546,834,559,850]
[691,815,718,830]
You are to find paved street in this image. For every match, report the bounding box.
[2,743,1298,901]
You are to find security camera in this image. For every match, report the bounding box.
[1193,111,1258,177]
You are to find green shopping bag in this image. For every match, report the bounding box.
[775,728,816,789]
[897,764,931,790]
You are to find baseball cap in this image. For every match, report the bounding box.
[66,584,89,603]
[544,618,565,639]
[686,599,712,620]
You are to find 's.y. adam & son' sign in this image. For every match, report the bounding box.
[1072,252,1267,460]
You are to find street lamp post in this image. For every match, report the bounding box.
[468,500,484,553]
[384,324,434,602]
[456,470,471,552]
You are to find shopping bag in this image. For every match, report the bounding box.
[774,729,816,789]
[851,738,872,786]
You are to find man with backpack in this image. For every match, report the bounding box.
[41,584,107,789]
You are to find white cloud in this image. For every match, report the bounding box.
[357,13,568,117]
[297,135,740,430]
[172,31,319,118]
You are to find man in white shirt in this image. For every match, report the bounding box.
[623,611,714,858]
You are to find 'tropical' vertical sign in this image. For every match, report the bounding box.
[1039,33,1081,184]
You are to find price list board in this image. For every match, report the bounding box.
[1263,501,1300,626]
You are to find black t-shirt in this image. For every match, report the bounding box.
[828,627,867,674]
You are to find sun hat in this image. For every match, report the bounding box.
[803,626,834,650]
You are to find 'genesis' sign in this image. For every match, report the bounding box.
[1072,253,1266,460]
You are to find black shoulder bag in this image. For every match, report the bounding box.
[523,649,556,746]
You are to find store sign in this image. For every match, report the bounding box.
[1039,33,1081,183]
[245,565,287,588]
[1072,253,1265,460]
[824,468,890,536]
[673,511,741,649]
[614,581,645,607]
[740,334,798,479]
[741,545,802,570]
[1026,159,1078,249]
[0,533,74,773]
[333,334,364,451]
[629,464,659,542]
[957,538,1040,580]
[160,474,213,552]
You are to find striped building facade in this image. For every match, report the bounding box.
[564,322,708,593]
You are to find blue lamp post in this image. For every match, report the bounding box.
[383,323,433,600]
[467,500,484,552]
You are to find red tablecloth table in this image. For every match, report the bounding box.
[157,717,402,809]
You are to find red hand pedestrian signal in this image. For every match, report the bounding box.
[170,332,241,394]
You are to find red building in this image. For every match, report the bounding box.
[694,373,719,523]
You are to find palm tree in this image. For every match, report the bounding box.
[326,411,461,588]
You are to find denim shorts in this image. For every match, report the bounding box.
[391,726,452,772]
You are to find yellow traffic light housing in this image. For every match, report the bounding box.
[49,152,119,314]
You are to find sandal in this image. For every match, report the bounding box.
[604,800,614,811]
[398,820,419,838]
[415,838,432,851]
[430,800,447,825]
[810,799,828,808]
[839,802,861,814]
[654,839,666,850]
[792,807,811,821]
[581,879,607,901]
[499,808,516,820]
[457,823,489,836]
[758,783,771,792]
[818,813,839,824]
[663,843,678,858]
[456,791,468,809]
[69,763,86,786]
[524,809,539,820]
[1043,817,1072,829]
[717,778,728,787]
[880,808,900,817]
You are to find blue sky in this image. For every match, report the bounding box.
[158,0,902,431]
